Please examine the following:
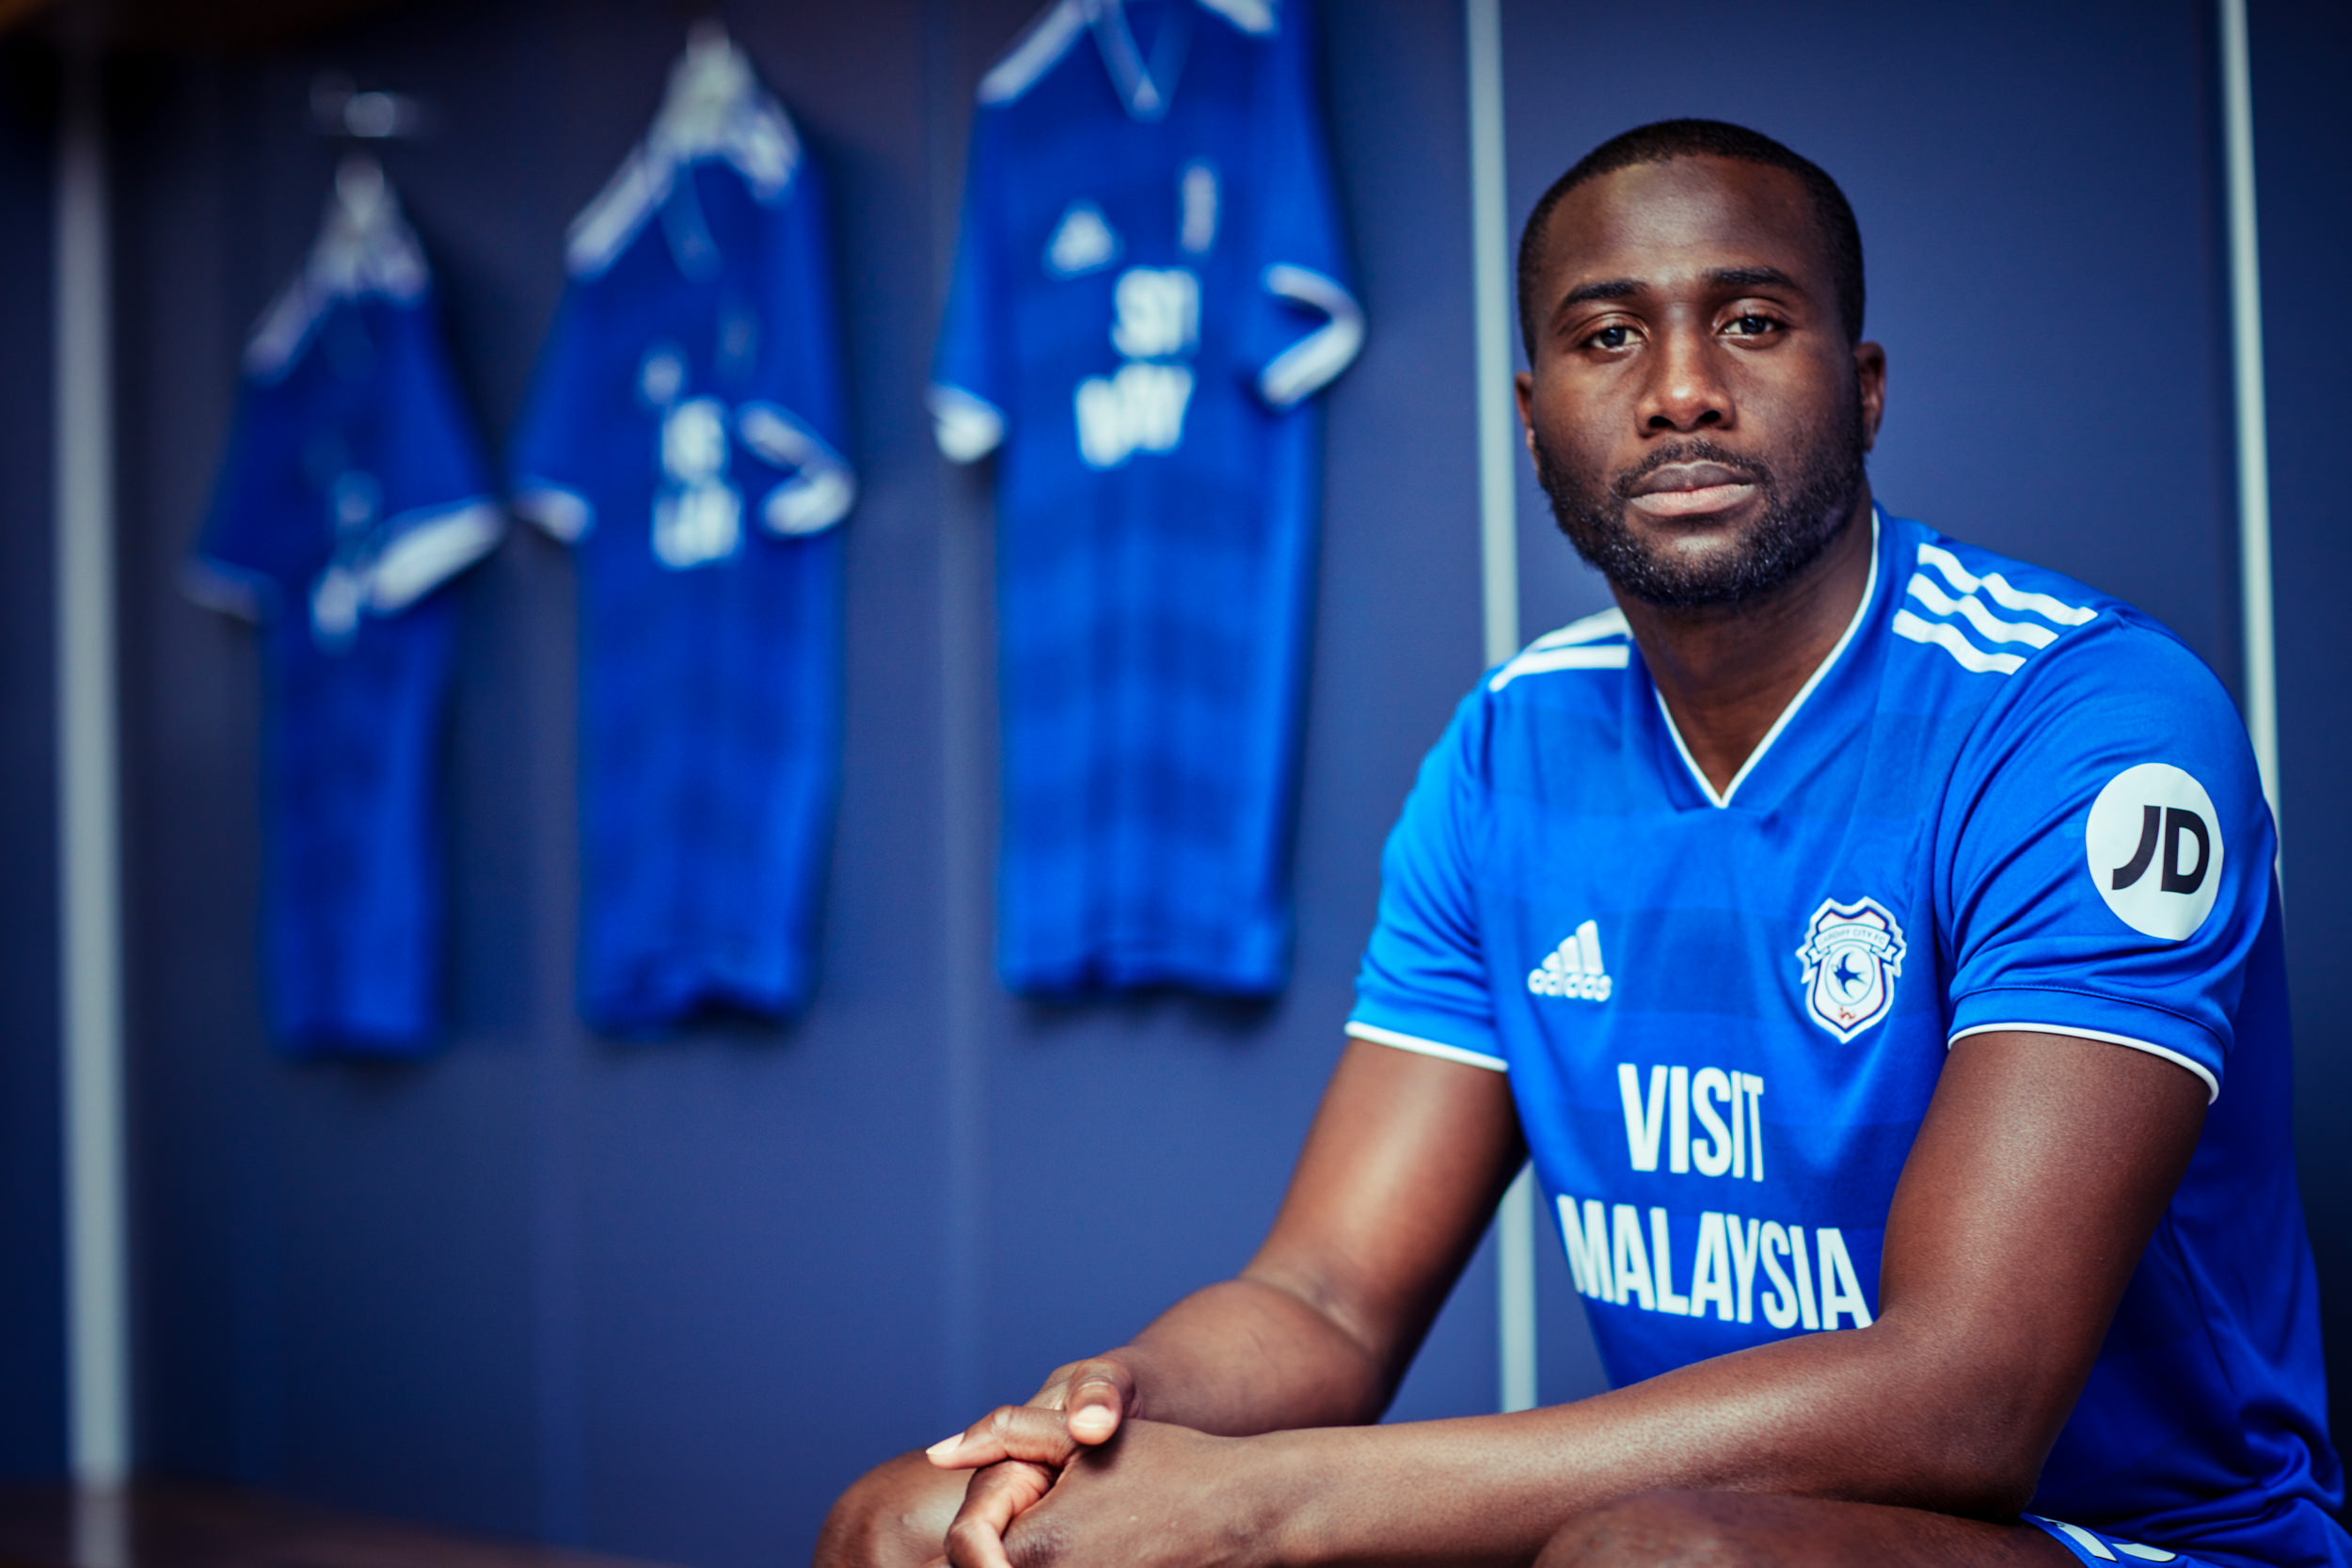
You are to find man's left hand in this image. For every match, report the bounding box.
[945,1420,1265,1568]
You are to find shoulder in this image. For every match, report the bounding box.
[566,43,804,280]
[245,180,432,383]
[1883,520,2231,727]
[1484,606,1636,698]
[976,1,1091,106]
[1886,521,2268,863]
[1410,606,1633,792]
[1196,0,1281,36]
[977,0,1286,108]
[1886,523,2110,678]
[1472,606,1634,737]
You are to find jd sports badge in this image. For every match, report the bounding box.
[2085,763,2223,941]
[1797,897,1907,1042]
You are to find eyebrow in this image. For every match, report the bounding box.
[1556,265,1805,312]
[1708,264,1803,292]
[1559,277,1641,309]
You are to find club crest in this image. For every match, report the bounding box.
[1796,897,1906,1042]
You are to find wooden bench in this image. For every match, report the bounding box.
[0,1482,679,1568]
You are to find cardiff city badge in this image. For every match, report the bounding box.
[1796,896,1907,1042]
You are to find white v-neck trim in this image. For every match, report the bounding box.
[1091,0,1193,120]
[1656,509,1882,810]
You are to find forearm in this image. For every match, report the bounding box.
[1103,1273,1398,1436]
[1199,1034,2198,1568]
[1092,1044,1523,1441]
[1249,1318,2043,1568]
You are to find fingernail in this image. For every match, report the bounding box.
[926,1433,961,1456]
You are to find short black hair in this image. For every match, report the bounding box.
[1516,119,1866,360]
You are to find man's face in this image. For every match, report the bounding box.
[1516,155,1885,611]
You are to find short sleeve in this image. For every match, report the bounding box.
[930,107,1010,462]
[362,300,502,610]
[192,290,498,622]
[1348,693,1504,1070]
[507,291,600,544]
[1235,0,1362,410]
[1937,626,2274,1102]
[191,391,309,616]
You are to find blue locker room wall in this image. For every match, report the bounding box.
[0,0,2331,1559]
[103,1,1492,1558]
[2253,0,2352,1459]
[0,37,66,1481]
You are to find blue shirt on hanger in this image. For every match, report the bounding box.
[933,0,1363,996]
[190,159,502,1053]
[510,29,854,1033]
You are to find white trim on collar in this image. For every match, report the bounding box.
[1089,0,1195,120]
[1656,507,1883,810]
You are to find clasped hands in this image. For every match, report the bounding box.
[920,1356,1270,1568]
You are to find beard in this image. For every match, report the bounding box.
[1531,391,1869,612]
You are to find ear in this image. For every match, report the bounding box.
[1853,341,1886,451]
[1515,371,1537,457]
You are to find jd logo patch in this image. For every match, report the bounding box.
[2085,763,2223,942]
[1797,897,1907,1042]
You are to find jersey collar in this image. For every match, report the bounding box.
[1654,505,1883,810]
[1089,0,1195,121]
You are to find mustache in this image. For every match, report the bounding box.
[1609,439,1773,500]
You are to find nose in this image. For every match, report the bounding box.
[1637,324,1730,434]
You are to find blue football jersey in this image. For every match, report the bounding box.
[188,162,502,1055]
[1351,511,2344,1568]
[510,31,853,1033]
[933,0,1363,995]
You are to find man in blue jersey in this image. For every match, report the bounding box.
[819,120,2342,1568]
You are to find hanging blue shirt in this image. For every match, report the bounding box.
[188,163,503,1055]
[1351,510,2344,1568]
[510,33,854,1033]
[933,0,1363,995]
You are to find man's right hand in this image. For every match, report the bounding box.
[816,1041,1527,1567]
[814,1357,1141,1568]
[930,1354,1139,1463]
[920,1356,1141,1568]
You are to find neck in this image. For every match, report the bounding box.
[1619,490,1877,799]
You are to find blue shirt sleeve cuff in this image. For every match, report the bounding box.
[1344,999,1505,1073]
[1947,987,2223,1103]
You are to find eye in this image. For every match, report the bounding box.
[1723,312,1781,338]
[1584,323,1638,351]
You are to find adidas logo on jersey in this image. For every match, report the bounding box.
[1529,919,1613,1001]
[1045,200,1120,277]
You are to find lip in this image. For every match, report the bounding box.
[1628,483,1757,518]
[1624,461,1760,519]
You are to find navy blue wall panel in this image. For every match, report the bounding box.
[2251,0,2352,1466]
[561,11,960,1558]
[114,35,550,1526]
[942,0,1499,1433]
[1311,0,1498,1424]
[1494,0,2250,1402]
[0,39,65,1481]
[110,3,1495,1562]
